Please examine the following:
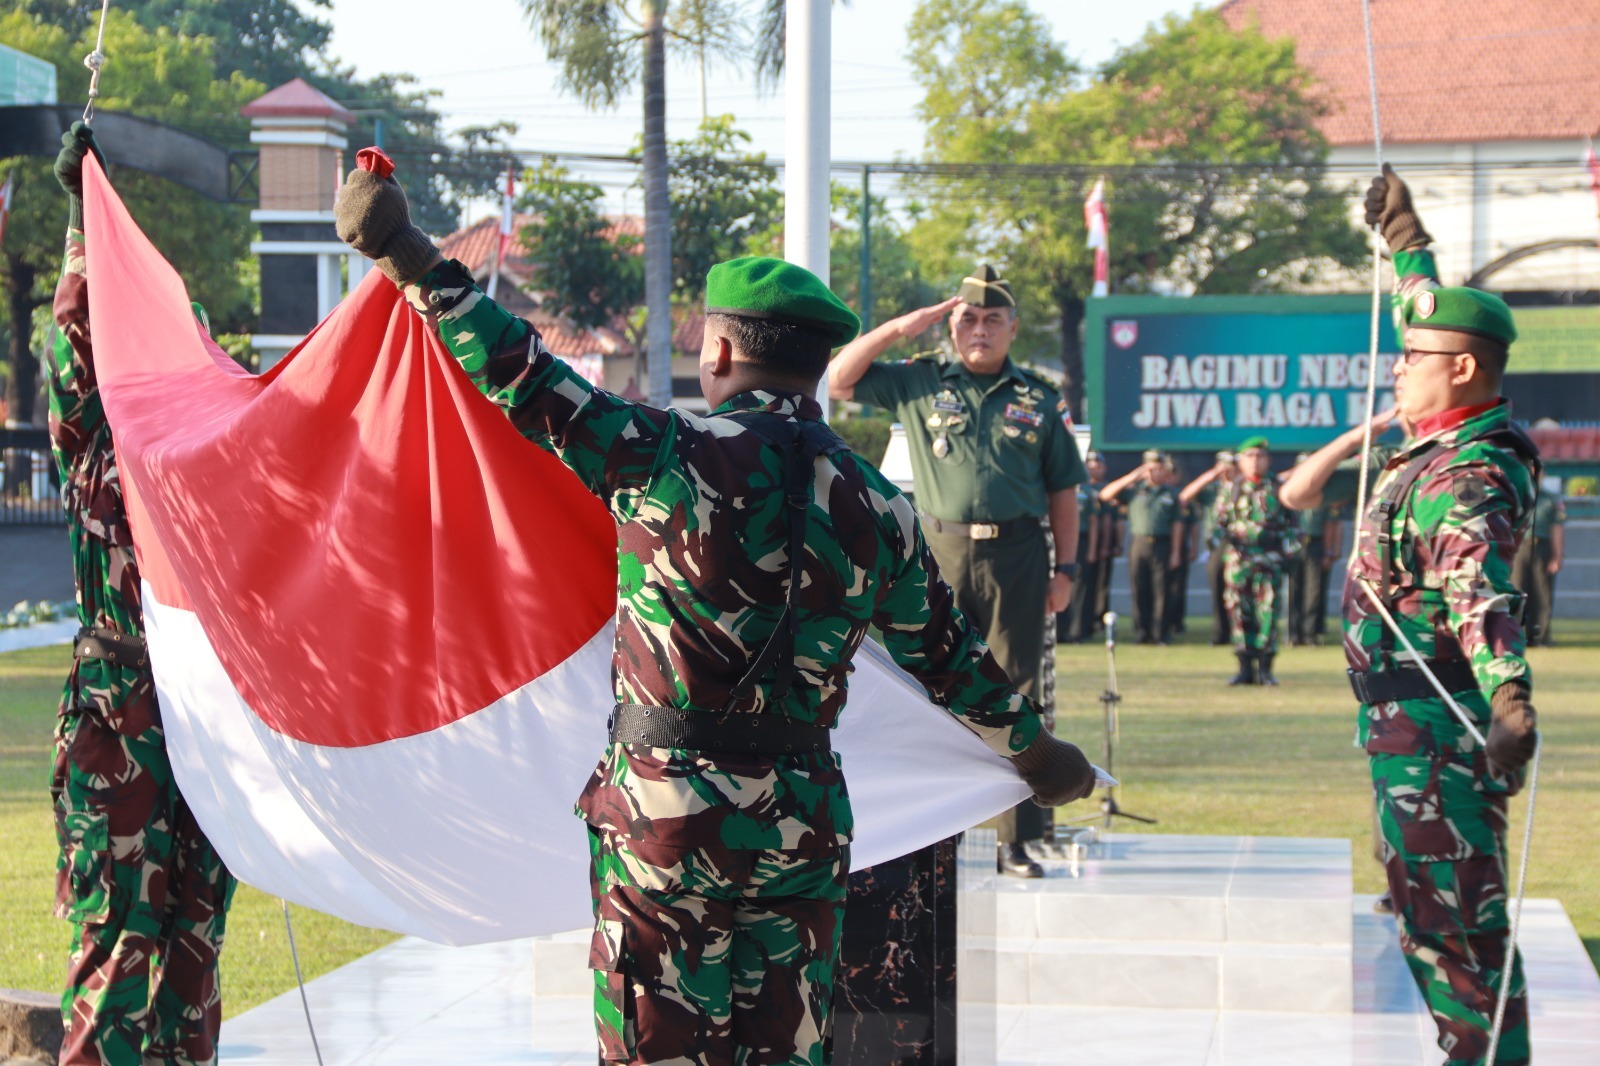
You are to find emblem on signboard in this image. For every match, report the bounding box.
[1111,320,1139,349]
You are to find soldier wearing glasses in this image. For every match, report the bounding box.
[1282,164,1540,1066]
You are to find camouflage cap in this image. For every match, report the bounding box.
[1141,448,1164,464]
[1238,436,1270,452]
[955,264,1016,310]
[1403,286,1516,347]
[1215,450,1235,464]
[705,256,861,347]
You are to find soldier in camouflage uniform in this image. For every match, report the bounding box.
[1282,164,1541,1066]
[1510,479,1564,645]
[47,123,237,1066]
[335,148,1096,1065]
[1181,438,1300,684]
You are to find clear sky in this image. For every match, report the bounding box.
[324,0,1200,216]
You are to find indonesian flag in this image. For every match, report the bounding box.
[487,161,516,301]
[1084,177,1109,298]
[0,173,14,247]
[81,156,1032,945]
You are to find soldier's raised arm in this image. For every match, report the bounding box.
[827,296,959,402]
[335,147,669,506]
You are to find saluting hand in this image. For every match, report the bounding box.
[892,296,962,340]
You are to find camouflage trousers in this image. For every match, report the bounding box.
[587,828,849,1065]
[52,708,236,1066]
[1371,750,1529,1066]
[1221,548,1282,652]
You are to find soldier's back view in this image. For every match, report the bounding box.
[334,149,1097,1065]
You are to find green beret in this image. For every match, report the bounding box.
[705,257,861,347]
[956,263,1016,309]
[1402,286,1516,346]
[1238,436,1270,452]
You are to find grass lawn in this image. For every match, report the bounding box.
[1048,616,1600,975]
[2,617,1596,1020]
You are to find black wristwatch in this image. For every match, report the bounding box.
[1054,562,1079,580]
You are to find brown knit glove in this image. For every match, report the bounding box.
[334,147,439,287]
[1009,729,1097,808]
[1486,679,1539,781]
[1363,163,1432,254]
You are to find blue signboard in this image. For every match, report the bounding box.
[1085,295,1401,451]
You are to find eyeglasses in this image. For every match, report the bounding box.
[1399,346,1464,366]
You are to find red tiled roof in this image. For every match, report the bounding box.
[241,78,355,124]
[1529,426,1600,461]
[1217,0,1600,145]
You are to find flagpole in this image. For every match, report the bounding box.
[785,0,831,416]
[488,161,514,302]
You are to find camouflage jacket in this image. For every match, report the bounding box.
[406,260,1040,849]
[46,229,160,738]
[1211,477,1301,561]
[1341,244,1536,749]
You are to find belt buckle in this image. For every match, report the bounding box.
[970,522,1000,540]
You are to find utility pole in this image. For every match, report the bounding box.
[785,0,831,415]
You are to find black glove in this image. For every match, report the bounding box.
[1486,679,1539,782]
[334,147,439,287]
[53,121,108,232]
[1363,162,1432,254]
[1009,730,1097,808]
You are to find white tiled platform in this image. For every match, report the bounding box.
[220,835,1600,1065]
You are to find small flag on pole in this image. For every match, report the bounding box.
[1084,177,1109,298]
[487,161,516,301]
[0,173,14,248]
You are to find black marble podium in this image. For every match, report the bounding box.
[832,837,972,1065]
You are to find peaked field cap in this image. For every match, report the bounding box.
[705,257,861,347]
[956,263,1016,309]
[1403,286,1517,346]
[1238,436,1270,452]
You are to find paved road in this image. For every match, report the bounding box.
[0,527,73,608]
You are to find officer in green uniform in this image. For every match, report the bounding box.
[1511,477,1565,645]
[1165,488,1198,639]
[1062,451,1107,642]
[1283,164,1541,1066]
[1099,450,1178,644]
[830,264,1087,879]
[336,151,1097,1065]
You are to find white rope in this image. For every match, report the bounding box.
[1350,0,1386,564]
[1487,739,1540,1066]
[81,0,112,124]
[281,900,327,1066]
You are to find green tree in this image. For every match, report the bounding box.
[518,160,645,331]
[0,10,265,425]
[662,117,781,303]
[827,179,942,331]
[905,2,1366,417]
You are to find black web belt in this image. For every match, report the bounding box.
[608,704,831,755]
[919,513,1033,541]
[73,626,148,669]
[1347,659,1477,705]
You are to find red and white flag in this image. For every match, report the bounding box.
[0,173,14,247]
[1084,177,1109,298]
[486,161,516,300]
[81,156,1030,945]
[1586,138,1600,239]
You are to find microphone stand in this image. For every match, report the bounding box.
[1072,611,1156,831]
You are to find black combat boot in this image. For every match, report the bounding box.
[1227,650,1256,685]
[997,842,1044,878]
[1258,652,1278,686]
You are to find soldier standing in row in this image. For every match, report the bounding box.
[1165,492,1200,638]
[829,264,1086,879]
[1099,451,1178,644]
[1283,164,1540,1066]
[1282,452,1343,646]
[1511,476,1565,646]
[1196,450,1236,645]
[48,124,237,1065]
[1061,451,1106,643]
[335,155,1096,1062]
[1181,438,1300,684]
